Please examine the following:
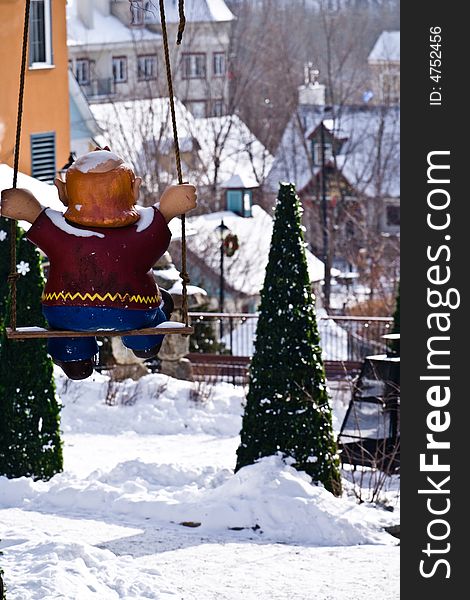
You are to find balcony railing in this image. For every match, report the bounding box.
[80,78,116,100]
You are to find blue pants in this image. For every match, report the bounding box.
[43,305,167,362]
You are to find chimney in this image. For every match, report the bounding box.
[77,0,94,29]
[95,0,110,16]
[298,63,326,106]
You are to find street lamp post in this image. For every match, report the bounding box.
[320,120,331,311]
[215,219,230,339]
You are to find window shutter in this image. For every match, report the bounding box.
[31,132,56,183]
[227,190,243,214]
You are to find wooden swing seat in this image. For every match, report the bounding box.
[6,323,193,339]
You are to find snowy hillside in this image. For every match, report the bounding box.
[0,370,399,599]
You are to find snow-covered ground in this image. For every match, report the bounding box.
[0,371,399,599]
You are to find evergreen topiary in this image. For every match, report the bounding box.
[0,217,13,327]
[235,183,342,495]
[0,229,63,480]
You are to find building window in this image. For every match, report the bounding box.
[312,141,333,166]
[29,0,52,67]
[182,53,206,79]
[213,52,226,77]
[31,132,56,183]
[386,205,400,227]
[227,189,252,218]
[186,100,206,118]
[112,56,128,83]
[75,58,90,85]
[137,55,157,81]
[211,100,224,117]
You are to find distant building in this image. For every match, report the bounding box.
[0,0,70,181]
[265,79,400,274]
[67,0,235,117]
[368,31,400,105]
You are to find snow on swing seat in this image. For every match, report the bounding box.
[5,321,193,339]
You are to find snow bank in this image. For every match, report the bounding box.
[1,452,393,547]
[57,371,244,437]
[2,536,175,600]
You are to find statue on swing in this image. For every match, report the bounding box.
[0,148,197,380]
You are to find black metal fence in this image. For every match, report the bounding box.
[189,312,393,362]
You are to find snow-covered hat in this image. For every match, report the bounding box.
[62,150,139,228]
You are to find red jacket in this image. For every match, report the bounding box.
[27,206,170,310]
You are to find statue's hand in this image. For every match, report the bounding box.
[0,188,43,223]
[159,184,197,223]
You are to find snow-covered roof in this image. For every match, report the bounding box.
[146,0,235,23]
[67,0,233,48]
[220,173,257,189]
[192,115,273,188]
[184,205,326,297]
[91,97,193,142]
[67,0,161,47]
[267,105,400,198]
[0,164,64,231]
[368,31,400,63]
[90,100,273,191]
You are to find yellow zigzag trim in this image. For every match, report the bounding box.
[42,291,161,305]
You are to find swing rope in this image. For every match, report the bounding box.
[8,0,31,333]
[176,0,186,45]
[158,0,190,327]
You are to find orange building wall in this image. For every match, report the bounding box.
[0,0,70,175]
